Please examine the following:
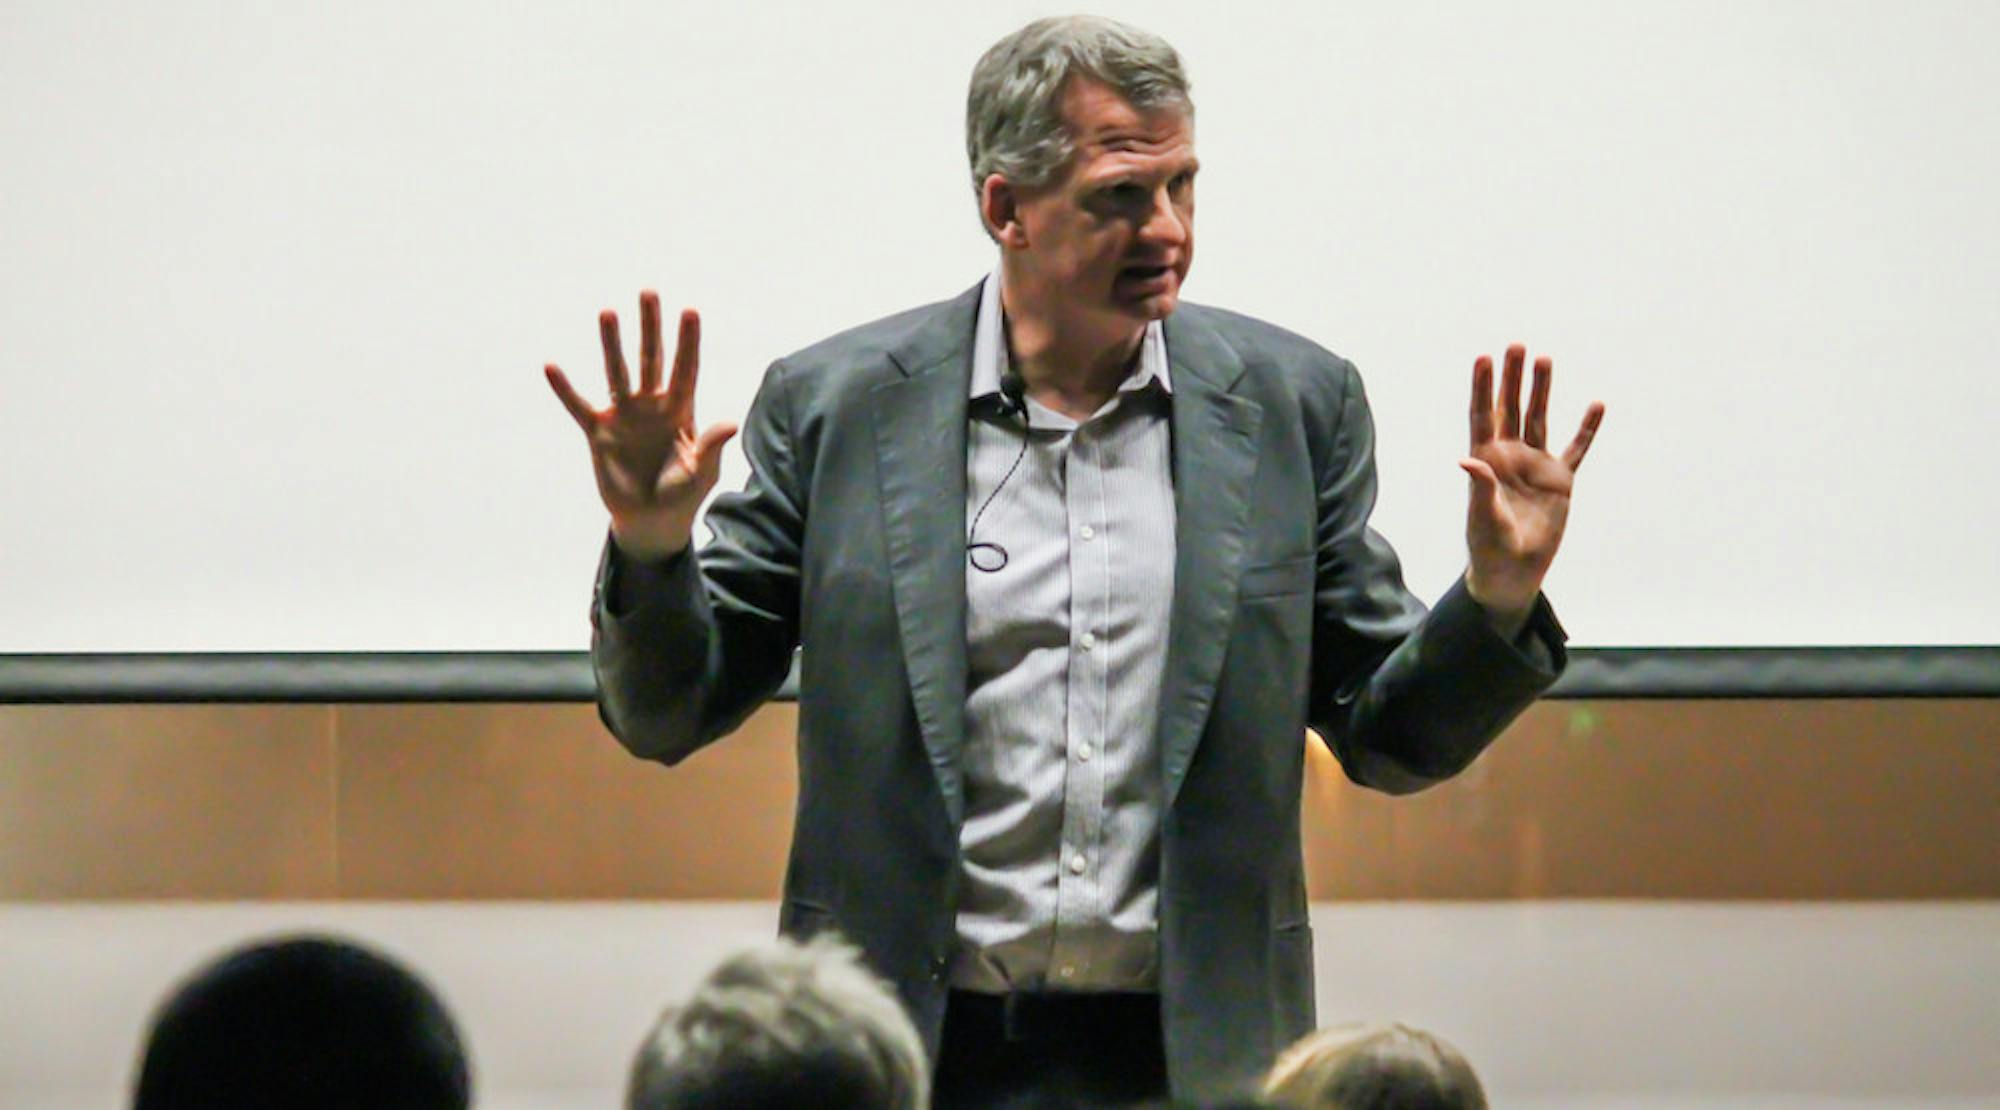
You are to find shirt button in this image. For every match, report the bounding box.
[1069,854,1087,875]
[1079,525,1096,540]
[1077,743,1094,762]
[1080,632,1098,651]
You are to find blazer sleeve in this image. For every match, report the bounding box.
[589,358,805,765]
[1304,356,1566,794]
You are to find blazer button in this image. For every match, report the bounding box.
[929,954,950,982]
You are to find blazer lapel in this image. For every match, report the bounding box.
[1158,309,1262,809]
[873,285,981,824]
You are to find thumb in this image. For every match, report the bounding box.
[692,422,740,487]
[1460,457,1501,518]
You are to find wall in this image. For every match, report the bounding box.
[2,700,1994,1105]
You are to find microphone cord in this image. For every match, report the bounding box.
[967,371,1030,573]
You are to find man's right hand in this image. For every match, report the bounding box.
[546,290,738,561]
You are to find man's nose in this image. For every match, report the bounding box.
[1137,189,1188,247]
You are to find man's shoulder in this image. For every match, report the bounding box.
[775,285,982,385]
[1174,301,1361,400]
[1178,302,1349,365]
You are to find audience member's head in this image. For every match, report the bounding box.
[627,934,928,1110]
[133,933,470,1109]
[1262,1022,1486,1110]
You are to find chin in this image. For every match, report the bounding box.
[1130,290,1180,321]
[1112,279,1181,321]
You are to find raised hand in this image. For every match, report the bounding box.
[1460,343,1605,631]
[546,291,738,560]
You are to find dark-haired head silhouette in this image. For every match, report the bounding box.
[133,934,470,1109]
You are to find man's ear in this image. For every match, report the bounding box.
[979,174,1028,247]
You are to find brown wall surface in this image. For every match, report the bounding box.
[1,699,1994,901]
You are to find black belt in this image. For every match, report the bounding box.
[946,988,1161,1043]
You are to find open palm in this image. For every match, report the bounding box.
[1460,344,1605,621]
[545,291,738,559]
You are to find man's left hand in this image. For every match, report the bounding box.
[1460,343,1605,637]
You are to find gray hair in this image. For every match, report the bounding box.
[965,15,1193,200]
[626,935,929,1110]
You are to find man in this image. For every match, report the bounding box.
[547,15,1602,1104]
[626,935,930,1109]
[132,934,471,1109]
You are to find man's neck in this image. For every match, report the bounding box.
[999,264,1147,421]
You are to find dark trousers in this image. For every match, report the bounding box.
[933,989,1170,1109]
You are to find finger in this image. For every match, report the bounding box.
[1561,402,1607,472]
[694,422,739,481]
[599,310,631,403]
[1460,456,1502,519]
[666,308,703,418]
[1469,355,1495,450]
[1524,355,1551,449]
[1500,343,1525,440]
[545,364,598,433]
[639,290,664,395]
[663,422,740,501]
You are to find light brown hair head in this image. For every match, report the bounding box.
[1263,1022,1487,1110]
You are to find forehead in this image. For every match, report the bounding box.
[1058,78,1195,173]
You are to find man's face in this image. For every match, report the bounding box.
[1006,79,1197,324]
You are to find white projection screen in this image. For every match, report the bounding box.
[2,0,1995,653]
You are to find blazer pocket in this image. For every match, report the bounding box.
[1239,555,1315,601]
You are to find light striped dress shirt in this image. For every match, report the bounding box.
[953,271,1177,994]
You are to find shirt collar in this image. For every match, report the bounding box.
[970,267,1173,402]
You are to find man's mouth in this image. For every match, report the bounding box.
[1120,264,1173,284]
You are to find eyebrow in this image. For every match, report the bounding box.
[1087,160,1201,189]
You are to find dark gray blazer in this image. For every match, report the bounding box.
[591,282,1562,1100]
